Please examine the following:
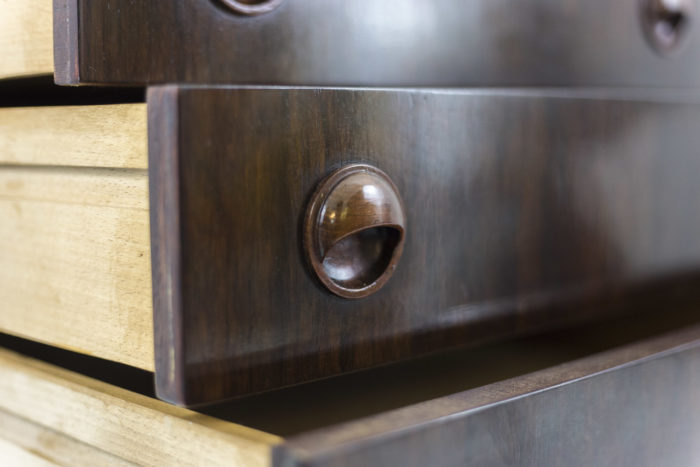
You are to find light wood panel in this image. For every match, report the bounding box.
[0,438,58,467]
[0,166,154,370]
[0,104,147,168]
[0,409,133,467]
[0,0,53,79]
[0,348,280,467]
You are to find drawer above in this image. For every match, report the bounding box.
[55,0,700,87]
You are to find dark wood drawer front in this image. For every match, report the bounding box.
[57,0,700,87]
[275,325,700,467]
[149,87,700,405]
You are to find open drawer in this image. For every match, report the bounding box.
[3,88,700,405]
[1,318,700,466]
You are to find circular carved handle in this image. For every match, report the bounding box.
[641,0,693,55]
[304,164,406,299]
[219,0,285,16]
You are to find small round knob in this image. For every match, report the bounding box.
[219,0,285,16]
[641,0,693,55]
[304,164,406,299]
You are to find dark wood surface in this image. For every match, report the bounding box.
[274,324,700,467]
[55,0,700,87]
[149,86,700,406]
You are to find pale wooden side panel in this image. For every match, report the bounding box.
[0,409,134,467]
[0,104,147,169]
[0,167,154,370]
[0,0,53,79]
[0,349,280,467]
[0,438,58,467]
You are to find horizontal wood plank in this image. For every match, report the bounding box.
[0,348,280,467]
[0,408,134,467]
[0,104,147,169]
[0,167,154,370]
[0,0,53,79]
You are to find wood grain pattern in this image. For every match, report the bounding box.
[149,86,700,405]
[0,166,153,370]
[0,408,133,467]
[0,0,53,80]
[0,104,147,168]
[275,324,700,467]
[0,438,59,467]
[0,347,280,467]
[304,164,406,299]
[54,0,700,87]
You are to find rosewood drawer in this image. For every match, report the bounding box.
[4,88,700,405]
[44,0,700,87]
[149,86,700,405]
[1,319,700,466]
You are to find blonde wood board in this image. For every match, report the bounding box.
[0,409,133,467]
[0,0,53,79]
[0,438,58,467]
[0,166,154,370]
[0,104,147,169]
[0,348,281,467]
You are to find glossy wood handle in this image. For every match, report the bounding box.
[304,164,406,299]
[219,0,285,16]
[641,0,693,54]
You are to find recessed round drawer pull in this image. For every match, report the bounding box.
[219,0,285,16]
[641,0,693,55]
[304,164,406,299]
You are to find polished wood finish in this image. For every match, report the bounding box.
[275,324,700,467]
[149,86,700,405]
[0,0,53,80]
[54,0,700,87]
[304,164,406,299]
[0,104,147,168]
[641,0,694,55]
[0,166,153,370]
[0,347,280,467]
[219,0,286,16]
